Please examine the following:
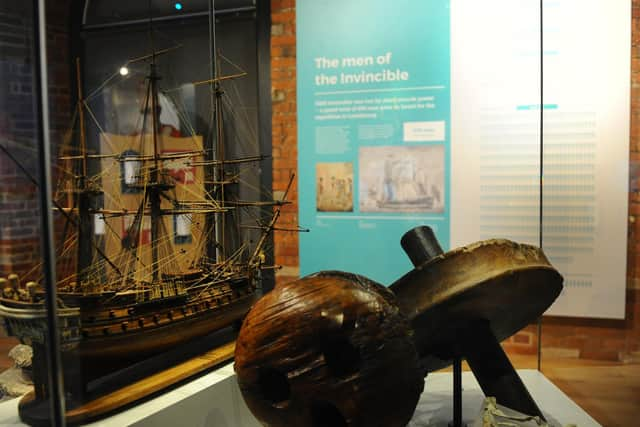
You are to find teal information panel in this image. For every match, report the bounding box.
[297,0,451,284]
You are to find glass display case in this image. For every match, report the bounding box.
[0,0,273,424]
[0,0,637,426]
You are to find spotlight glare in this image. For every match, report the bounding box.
[174,2,183,10]
[119,66,129,76]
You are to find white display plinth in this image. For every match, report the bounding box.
[0,363,259,427]
[0,367,599,426]
[411,369,600,426]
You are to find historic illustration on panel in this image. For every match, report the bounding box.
[359,145,445,213]
[316,162,354,212]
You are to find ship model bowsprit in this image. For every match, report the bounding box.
[0,36,288,423]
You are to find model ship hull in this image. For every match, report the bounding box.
[0,273,259,398]
[74,283,258,380]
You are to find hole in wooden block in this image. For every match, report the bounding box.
[321,335,361,377]
[258,367,290,406]
[310,400,347,427]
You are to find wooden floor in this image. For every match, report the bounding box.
[533,356,640,427]
[544,363,640,426]
[0,338,637,426]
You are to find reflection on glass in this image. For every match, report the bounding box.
[124,159,140,185]
[174,213,192,244]
[94,214,106,235]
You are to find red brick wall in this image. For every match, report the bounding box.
[0,1,72,283]
[270,1,640,362]
[271,0,299,280]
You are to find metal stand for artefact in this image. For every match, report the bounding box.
[449,357,466,427]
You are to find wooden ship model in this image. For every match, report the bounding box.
[0,33,287,422]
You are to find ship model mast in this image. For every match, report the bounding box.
[73,55,115,289]
[5,38,293,299]
[63,51,288,297]
[55,45,290,296]
[148,55,166,283]
[209,0,226,265]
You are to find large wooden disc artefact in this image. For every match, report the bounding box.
[234,271,424,427]
[390,236,563,372]
[235,226,563,424]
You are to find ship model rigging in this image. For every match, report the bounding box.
[0,15,292,421]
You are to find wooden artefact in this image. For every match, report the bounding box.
[392,226,562,419]
[235,271,424,427]
[391,228,563,373]
[235,226,563,425]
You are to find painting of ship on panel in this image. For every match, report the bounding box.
[359,145,444,213]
